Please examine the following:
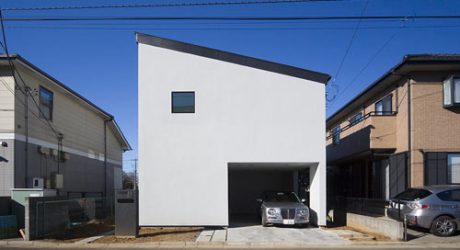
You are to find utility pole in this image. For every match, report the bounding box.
[24,86,30,188]
[133,159,138,190]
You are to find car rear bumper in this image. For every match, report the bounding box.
[387,208,433,229]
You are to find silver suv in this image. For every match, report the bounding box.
[387,185,460,237]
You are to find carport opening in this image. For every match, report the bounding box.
[227,163,312,227]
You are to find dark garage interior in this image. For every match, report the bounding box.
[228,164,310,227]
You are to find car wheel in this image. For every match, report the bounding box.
[430,216,457,237]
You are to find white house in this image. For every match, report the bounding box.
[137,33,330,226]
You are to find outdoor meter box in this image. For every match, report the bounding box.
[115,189,139,237]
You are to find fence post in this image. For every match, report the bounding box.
[403,214,408,241]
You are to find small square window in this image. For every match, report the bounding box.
[172,92,195,113]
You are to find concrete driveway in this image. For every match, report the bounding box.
[225,225,349,243]
[197,216,349,244]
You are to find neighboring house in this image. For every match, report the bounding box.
[0,55,131,198]
[326,54,460,201]
[137,33,330,226]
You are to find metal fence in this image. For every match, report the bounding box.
[336,196,389,216]
[27,196,114,240]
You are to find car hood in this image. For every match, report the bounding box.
[263,202,308,209]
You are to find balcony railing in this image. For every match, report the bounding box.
[327,111,397,140]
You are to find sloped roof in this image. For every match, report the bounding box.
[327,54,460,128]
[0,54,131,151]
[136,32,330,84]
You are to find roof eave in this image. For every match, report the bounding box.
[326,55,460,127]
[0,54,131,151]
[135,32,331,84]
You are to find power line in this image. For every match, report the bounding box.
[0,78,58,133]
[0,9,61,139]
[332,0,368,84]
[2,0,339,11]
[335,31,398,101]
[7,23,460,31]
[2,15,460,22]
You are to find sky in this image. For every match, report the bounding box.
[1,0,460,172]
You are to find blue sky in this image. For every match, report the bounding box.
[2,0,460,171]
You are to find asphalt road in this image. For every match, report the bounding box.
[1,247,459,250]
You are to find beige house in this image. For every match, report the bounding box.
[326,54,460,200]
[0,54,131,198]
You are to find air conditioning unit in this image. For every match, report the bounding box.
[32,177,44,188]
[50,173,64,189]
[62,152,71,161]
[37,146,49,156]
[51,149,58,157]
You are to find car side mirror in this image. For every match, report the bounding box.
[301,198,306,203]
[256,198,263,203]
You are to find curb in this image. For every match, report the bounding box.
[2,239,460,249]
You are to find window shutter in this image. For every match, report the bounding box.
[424,152,448,185]
[389,153,408,198]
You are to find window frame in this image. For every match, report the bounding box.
[348,111,363,126]
[447,153,460,185]
[443,76,460,108]
[374,94,393,116]
[39,86,54,121]
[424,152,460,185]
[332,126,341,145]
[171,91,195,114]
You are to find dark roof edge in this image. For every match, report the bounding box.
[0,54,131,151]
[136,32,331,84]
[326,54,460,124]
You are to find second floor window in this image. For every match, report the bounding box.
[172,91,195,113]
[349,112,363,126]
[375,95,392,115]
[332,126,340,145]
[39,86,53,121]
[443,76,460,107]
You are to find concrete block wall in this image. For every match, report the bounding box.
[346,212,403,240]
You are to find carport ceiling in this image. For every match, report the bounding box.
[228,162,316,171]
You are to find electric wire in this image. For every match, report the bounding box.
[2,15,460,22]
[1,0,340,11]
[0,78,60,135]
[335,31,398,102]
[332,0,368,85]
[0,9,61,139]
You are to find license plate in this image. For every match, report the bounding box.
[283,219,295,225]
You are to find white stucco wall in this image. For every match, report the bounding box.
[138,42,326,226]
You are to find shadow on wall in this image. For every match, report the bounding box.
[0,197,11,216]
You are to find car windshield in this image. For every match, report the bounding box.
[394,188,432,201]
[263,192,299,202]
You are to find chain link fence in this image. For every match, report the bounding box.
[27,196,114,240]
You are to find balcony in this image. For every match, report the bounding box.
[327,112,397,163]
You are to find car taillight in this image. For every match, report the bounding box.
[407,203,429,209]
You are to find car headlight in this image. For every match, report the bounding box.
[298,209,308,216]
[267,208,279,216]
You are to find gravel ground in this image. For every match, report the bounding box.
[93,227,203,243]
[42,223,114,243]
